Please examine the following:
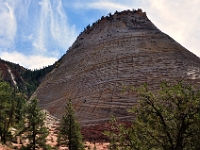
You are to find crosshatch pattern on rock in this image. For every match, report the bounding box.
[32,10,200,128]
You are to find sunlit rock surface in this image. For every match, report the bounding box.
[33,10,200,126]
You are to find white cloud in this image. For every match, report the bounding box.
[72,0,130,12]
[33,0,76,54]
[0,0,76,69]
[87,1,129,11]
[49,0,76,47]
[1,0,200,70]
[0,1,17,48]
[0,51,57,69]
[142,0,200,57]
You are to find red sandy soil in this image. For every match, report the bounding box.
[0,121,131,149]
[0,144,11,150]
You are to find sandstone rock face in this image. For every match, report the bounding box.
[33,10,200,126]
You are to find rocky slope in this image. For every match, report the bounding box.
[33,9,200,127]
[0,59,54,97]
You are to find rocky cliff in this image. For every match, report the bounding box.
[0,59,54,97]
[33,9,200,126]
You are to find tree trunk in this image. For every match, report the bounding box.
[32,124,36,150]
[69,115,72,150]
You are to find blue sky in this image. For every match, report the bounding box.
[0,0,200,69]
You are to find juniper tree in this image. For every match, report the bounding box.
[57,99,84,150]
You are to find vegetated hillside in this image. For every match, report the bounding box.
[0,58,55,97]
[33,8,200,129]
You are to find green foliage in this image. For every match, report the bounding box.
[0,79,25,144]
[21,65,54,97]
[0,58,54,98]
[0,74,50,148]
[105,81,200,150]
[19,98,49,150]
[0,79,13,144]
[14,92,27,123]
[103,116,126,150]
[57,99,84,150]
[86,24,91,30]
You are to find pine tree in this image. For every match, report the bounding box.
[57,99,84,150]
[103,116,125,150]
[0,79,15,144]
[19,98,49,150]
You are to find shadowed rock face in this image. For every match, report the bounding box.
[33,10,200,126]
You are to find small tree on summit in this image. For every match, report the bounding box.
[57,99,84,150]
[108,12,112,17]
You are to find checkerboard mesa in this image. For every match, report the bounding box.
[32,9,200,128]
